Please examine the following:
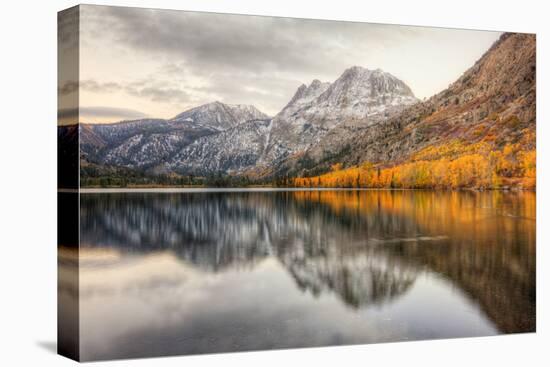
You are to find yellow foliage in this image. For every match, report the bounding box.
[519,150,536,189]
[291,145,536,190]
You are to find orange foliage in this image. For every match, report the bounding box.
[291,141,535,190]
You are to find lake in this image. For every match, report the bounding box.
[63,189,536,360]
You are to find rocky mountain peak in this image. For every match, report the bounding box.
[319,66,416,105]
[258,66,419,170]
[172,101,269,131]
[309,79,323,88]
[279,79,331,117]
[341,65,366,75]
[286,66,418,125]
[225,103,270,120]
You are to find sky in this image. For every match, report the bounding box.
[60,5,502,124]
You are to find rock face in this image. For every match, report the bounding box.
[259,67,418,168]
[302,66,417,122]
[277,79,331,120]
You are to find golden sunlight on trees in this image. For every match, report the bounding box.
[520,150,536,189]
[291,140,535,190]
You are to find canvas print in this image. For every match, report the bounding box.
[58,5,536,362]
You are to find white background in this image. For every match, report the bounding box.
[0,0,548,365]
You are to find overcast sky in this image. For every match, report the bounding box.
[69,5,501,123]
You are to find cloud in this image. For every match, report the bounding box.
[58,81,79,95]
[125,85,192,104]
[81,80,122,94]
[79,106,148,121]
[78,5,501,117]
[82,6,420,80]
[62,78,195,106]
[59,80,122,95]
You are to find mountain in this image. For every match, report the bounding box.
[81,119,210,170]
[277,79,331,119]
[298,66,417,123]
[167,119,272,175]
[278,33,536,181]
[79,102,270,171]
[278,67,417,125]
[172,101,269,131]
[79,67,417,177]
[171,67,417,176]
[259,67,418,168]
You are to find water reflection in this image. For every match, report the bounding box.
[69,190,535,360]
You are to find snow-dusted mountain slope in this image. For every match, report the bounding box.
[277,79,331,120]
[80,102,270,171]
[79,66,419,175]
[308,66,417,121]
[259,66,418,167]
[167,119,272,175]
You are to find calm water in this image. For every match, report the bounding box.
[67,190,535,360]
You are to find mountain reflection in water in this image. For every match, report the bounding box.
[68,190,535,360]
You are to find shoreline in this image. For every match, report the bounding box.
[75,187,536,194]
